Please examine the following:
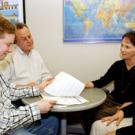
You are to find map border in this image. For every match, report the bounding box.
[63,0,134,43]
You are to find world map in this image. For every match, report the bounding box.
[64,0,135,43]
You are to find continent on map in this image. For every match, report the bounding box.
[71,0,88,17]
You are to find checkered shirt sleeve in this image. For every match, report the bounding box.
[0,74,40,101]
[0,74,41,134]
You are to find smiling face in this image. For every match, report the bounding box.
[0,33,15,60]
[120,37,135,60]
[0,16,15,60]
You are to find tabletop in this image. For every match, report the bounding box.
[22,88,106,112]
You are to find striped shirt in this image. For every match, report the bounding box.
[0,74,41,134]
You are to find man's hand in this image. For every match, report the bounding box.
[16,81,36,88]
[37,99,56,113]
[38,77,54,91]
[101,110,124,126]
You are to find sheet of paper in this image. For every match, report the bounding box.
[44,72,85,96]
[55,96,88,105]
[41,94,88,105]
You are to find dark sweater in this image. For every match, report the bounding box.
[93,60,135,103]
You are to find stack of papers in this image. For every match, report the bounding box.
[43,72,88,105]
[41,94,88,105]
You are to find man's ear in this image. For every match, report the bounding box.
[14,37,17,44]
[133,48,135,53]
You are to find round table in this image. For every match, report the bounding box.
[22,88,106,135]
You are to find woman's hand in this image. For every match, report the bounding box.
[117,102,133,110]
[105,131,116,135]
[85,81,94,89]
[101,110,124,126]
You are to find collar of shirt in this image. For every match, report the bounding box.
[16,46,32,57]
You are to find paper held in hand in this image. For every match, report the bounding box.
[43,72,88,105]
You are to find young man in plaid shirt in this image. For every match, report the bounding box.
[0,15,59,135]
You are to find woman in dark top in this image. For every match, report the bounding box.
[82,31,135,135]
[93,59,135,104]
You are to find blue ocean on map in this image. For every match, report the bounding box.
[64,0,135,43]
[0,9,18,16]
[0,9,19,24]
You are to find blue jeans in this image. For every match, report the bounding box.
[10,116,59,135]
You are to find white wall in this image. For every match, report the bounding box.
[25,0,120,82]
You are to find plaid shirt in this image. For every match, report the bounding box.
[0,74,41,134]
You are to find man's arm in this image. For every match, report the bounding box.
[0,103,41,134]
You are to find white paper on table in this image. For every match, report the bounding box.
[41,94,88,105]
[44,72,85,96]
[55,96,88,105]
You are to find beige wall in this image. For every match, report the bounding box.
[25,0,120,82]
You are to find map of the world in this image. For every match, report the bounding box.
[64,0,135,43]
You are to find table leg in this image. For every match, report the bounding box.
[61,113,67,135]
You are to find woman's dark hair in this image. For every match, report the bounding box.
[122,31,135,46]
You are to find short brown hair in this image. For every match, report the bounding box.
[122,31,135,46]
[0,15,15,37]
[15,22,28,30]
[14,23,29,43]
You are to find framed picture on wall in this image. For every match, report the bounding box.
[0,0,26,24]
[64,0,135,43]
